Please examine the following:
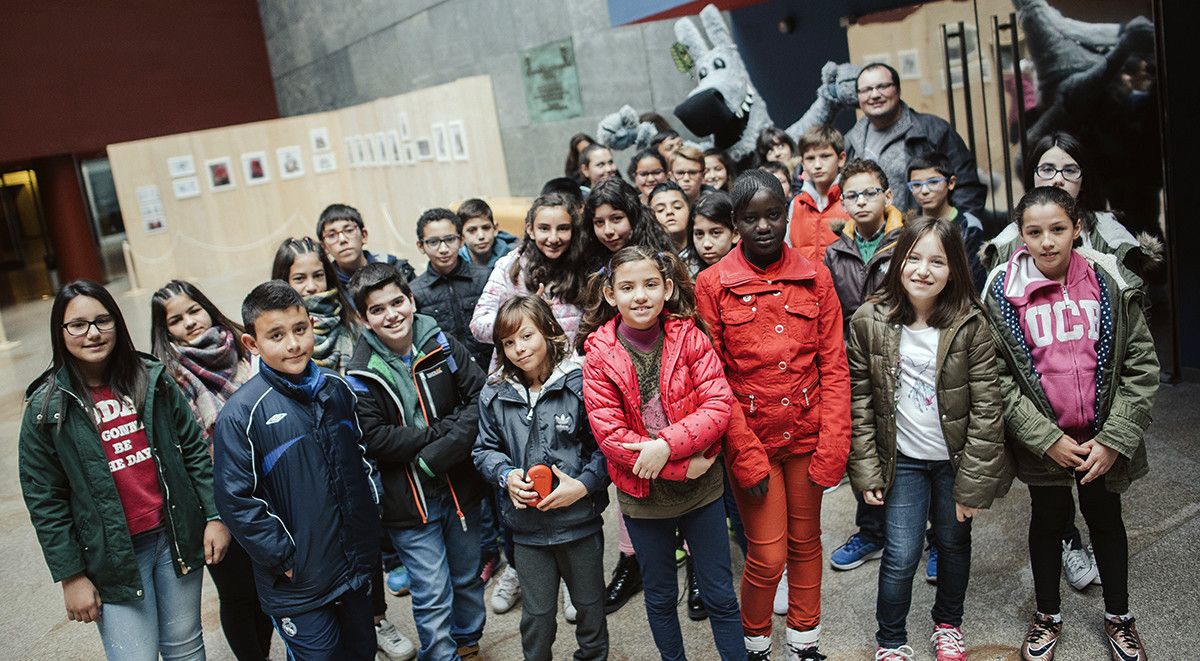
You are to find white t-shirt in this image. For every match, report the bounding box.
[895,325,949,461]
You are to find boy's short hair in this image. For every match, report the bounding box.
[840,158,889,191]
[317,203,364,238]
[906,152,953,180]
[671,146,705,169]
[798,125,845,156]
[241,280,305,336]
[858,62,902,95]
[760,160,791,180]
[649,129,680,148]
[649,180,687,202]
[347,263,413,316]
[540,177,583,208]
[456,198,494,224]
[416,208,463,241]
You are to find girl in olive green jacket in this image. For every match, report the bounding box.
[19,281,224,661]
[847,218,1007,661]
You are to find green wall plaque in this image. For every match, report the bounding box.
[521,38,583,123]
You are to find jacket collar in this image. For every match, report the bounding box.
[423,257,474,281]
[259,360,325,403]
[841,204,904,240]
[717,243,816,288]
[795,179,841,211]
[492,355,582,405]
[28,353,166,414]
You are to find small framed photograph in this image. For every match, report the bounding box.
[167,155,195,178]
[276,146,305,179]
[402,142,416,165]
[205,157,235,191]
[387,131,402,165]
[241,151,270,185]
[314,152,338,174]
[371,132,388,165]
[346,137,359,167]
[310,127,331,152]
[447,121,469,161]
[431,123,451,162]
[172,176,200,200]
[898,49,921,80]
[398,112,411,139]
[359,135,376,166]
[415,138,434,161]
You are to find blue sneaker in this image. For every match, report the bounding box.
[386,565,411,596]
[829,533,883,570]
[925,545,938,584]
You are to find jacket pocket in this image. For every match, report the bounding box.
[790,373,823,437]
[782,296,820,347]
[718,301,759,360]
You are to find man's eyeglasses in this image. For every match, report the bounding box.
[1034,163,1082,182]
[906,177,948,193]
[420,235,461,249]
[63,315,116,337]
[636,168,665,179]
[321,226,360,243]
[856,82,895,97]
[843,187,886,203]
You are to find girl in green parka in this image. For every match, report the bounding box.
[19,280,226,661]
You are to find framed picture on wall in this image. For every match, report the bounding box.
[447,121,469,161]
[277,146,305,179]
[310,127,331,153]
[387,130,402,165]
[172,176,200,200]
[167,155,195,178]
[205,157,235,191]
[314,152,338,173]
[242,151,270,185]
[432,123,451,162]
[361,135,377,166]
[346,137,359,167]
[372,132,389,165]
[398,112,411,140]
[898,49,920,80]
[402,142,416,165]
[415,138,434,161]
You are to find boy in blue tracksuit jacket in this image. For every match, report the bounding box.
[214,280,380,661]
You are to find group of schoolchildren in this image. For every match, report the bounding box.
[19,105,1158,661]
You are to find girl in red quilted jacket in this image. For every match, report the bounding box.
[580,245,766,661]
[695,170,851,661]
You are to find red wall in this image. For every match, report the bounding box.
[0,1,279,165]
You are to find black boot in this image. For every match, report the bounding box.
[604,552,642,614]
[685,555,708,621]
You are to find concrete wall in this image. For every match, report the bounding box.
[258,0,700,196]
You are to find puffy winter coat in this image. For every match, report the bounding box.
[20,356,215,604]
[473,357,609,546]
[824,205,905,332]
[213,363,380,616]
[984,247,1158,493]
[411,258,493,370]
[582,316,748,498]
[785,179,847,263]
[846,301,1010,508]
[695,245,851,487]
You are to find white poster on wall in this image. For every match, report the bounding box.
[432,123,451,162]
[137,184,167,233]
[277,146,305,179]
[447,121,469,161]
[172,177,200,200]
[167,155,195,178]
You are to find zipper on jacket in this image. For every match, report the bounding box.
[409,347,468,532]
[748,394,756,414]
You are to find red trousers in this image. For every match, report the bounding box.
[732,451,824,636]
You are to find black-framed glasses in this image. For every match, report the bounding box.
[906,177,948,193]
[843,187,885,203]
[636,168,665,179]
[856,81,895,96]
[321,225,360,243]
[420,235,461,249]
[63,315,116,337]
[1034,163,1082,182]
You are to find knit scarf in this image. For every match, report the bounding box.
[305,289,356,372]
[172,326,250,440]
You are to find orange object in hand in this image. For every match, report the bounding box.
[527,464,553,505]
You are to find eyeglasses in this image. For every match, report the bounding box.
[672,168,703,179]
[636,168,665,179]
[1034,163,1082,182]
[843,187,886,203]
[905,177,948,193]
[321,225,360,243]
[63,315,116,337]
[856,82,895,96]
[420,235,461,249]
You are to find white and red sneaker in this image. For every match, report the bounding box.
[931,623,967,661]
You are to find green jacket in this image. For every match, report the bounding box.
[847,301,1010,508]
[18,354,216,603]
[983,249,1157,492]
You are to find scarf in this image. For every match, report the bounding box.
[305,289,357,372]
[172,326,251,441]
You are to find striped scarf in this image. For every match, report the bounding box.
[173,326,251,441]
[305,288,357,372]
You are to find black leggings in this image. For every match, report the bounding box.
[1028,473,1129,616]
[207,540,273,661]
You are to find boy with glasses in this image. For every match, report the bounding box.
[317,203,416,287]
[670,146,709,203]
[907,152,986,290]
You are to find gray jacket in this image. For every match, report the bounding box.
[473,357,609,546]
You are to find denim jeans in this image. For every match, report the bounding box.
[624,497,745,661]
[876,453,972,648]
[387,487,486,661]
[96,529,205,661]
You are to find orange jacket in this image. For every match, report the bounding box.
[785,181,848,263]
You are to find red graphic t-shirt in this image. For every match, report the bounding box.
[91,386,164,535]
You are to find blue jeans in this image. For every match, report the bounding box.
[876,453,972,648]
[96,529,205,661]
[272,583,375,660]
[624,497,745,661]
[388,488,486,661]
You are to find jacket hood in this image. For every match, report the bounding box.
[716,243,817,288]
[1002,247,1093,306]
[492,355,583,406]
[346,313,444,374]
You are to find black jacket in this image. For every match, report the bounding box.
[213,363,380,617]
[345,324,486,530]
[410,259,493,370]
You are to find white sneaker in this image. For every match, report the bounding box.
[562,579,577,623]
[875,645,915,660]
[773,568,788,616]
[375,618,416,661]
[1062,540,1098,590]
[745,634,772,661]
[785,625,821,661]
[491,565,522,613]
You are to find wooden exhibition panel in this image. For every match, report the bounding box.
[108,75,512,289]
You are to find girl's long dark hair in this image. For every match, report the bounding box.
[271,237,357,329]
[565,133,595,182]
[1026,131,1103,215]
[575,246,705,354]
[872,217,981,328]
[150,280,248,368]
[703,148,737,191]
[46,280,148,413]
[509,193,587,306]
[687,190,735,271]
[581,178,675,272]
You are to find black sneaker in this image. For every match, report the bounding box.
[685,555,708,621]
[1104,615,1146,661]
[603,552,642,614]
[1021,612,1062,660]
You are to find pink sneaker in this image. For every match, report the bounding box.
[931,623,966,661]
